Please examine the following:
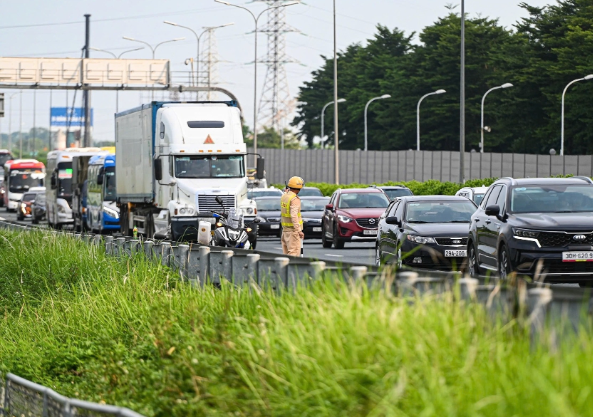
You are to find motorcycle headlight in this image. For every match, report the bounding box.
[513,228,540,238]
[406,235,436,244]
[337,214,353,223]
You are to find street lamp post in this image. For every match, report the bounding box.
[480,83,513,153]
[320,98,345,148]
[460,0,465,183]
[561,74,593,155]
[364,94,390,151]
[214,1,298,166]
[91,47,144,112]
[164,21,234,98]
[7,92,18,152]
[416,89,446,151]
[123,36,185,100]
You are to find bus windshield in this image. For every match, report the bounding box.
[57,162,73,197]
[104,166,116,201]
[9,170,44,192]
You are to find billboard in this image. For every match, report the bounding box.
[50,107,93,127]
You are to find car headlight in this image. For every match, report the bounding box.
[244,207,254,215]
[179,207,196,215]
[406,235,436,244]
[103,207,119,219]
[513,228,540,238]
[337,214,353,223]
[57,204,67,214]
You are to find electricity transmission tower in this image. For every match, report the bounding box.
[199,28,221,101]
[256,1,299,133]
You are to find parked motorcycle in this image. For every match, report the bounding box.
[211,196,259,249]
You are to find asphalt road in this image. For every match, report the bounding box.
[256,236,376,266]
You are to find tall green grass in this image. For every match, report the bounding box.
[1,229,593,416]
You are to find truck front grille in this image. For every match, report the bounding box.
[198,195,236,213]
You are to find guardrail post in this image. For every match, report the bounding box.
[245,253,260,288]
[178,244,190,281]
[527,287,553,347]
[197,246,210,286]
[82,234,91,243]
[457,278,479,301]
[143,240,154,259]
[397,271,419,297]
[130,239,140,256]
[115,237,126,258]
[273,257,290,291]
[349,266,368,281]
[221,250,234,283]
[104,236,114,256]
[92,234,102,247]
[161,242,172,267]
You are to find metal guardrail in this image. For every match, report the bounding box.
[1,373,144,417]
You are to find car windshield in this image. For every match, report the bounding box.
[22,193,36,202]
[382,188,413,200]
[338,192,389,209]
[474,194,485,205]
[248,189,282,199]
[0,154,12,167]
[255,197,281,211]
[104,166,116,201]
[299,188,323,197]
[301,198,330,211]
[9,170,44,192]
[511,185,593,213]
[175,155,244,178]
[35,193,46,204]
[405,201,477,223]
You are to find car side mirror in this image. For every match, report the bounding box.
[215,196,223,205]
[485,205,500,216]
[154,158,163,181]
[386,216,401,226]
[325,204,333,211]
[253,218,261,224]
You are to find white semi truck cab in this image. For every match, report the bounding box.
[115,101,263,241]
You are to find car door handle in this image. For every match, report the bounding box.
[474,218,480,222]
[485,220,491,224]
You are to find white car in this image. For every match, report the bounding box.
[455,186,489,206]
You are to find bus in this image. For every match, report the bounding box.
[45,148,104,229]
[86,153,119,233]
[2,159,45,211]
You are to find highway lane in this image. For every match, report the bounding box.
[256,236,376,266]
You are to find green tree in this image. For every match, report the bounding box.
[245,127,302,149]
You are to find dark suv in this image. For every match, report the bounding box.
[468,177,593,286]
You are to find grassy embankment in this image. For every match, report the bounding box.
[1,229,593,416]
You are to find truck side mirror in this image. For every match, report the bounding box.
[154,158,163,181]
[50,172,57,190]
[256,157,265,180]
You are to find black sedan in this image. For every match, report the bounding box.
[254,196,282,237]
[31,191,46,224]
[301,196,330,239]
[375,196,478,269]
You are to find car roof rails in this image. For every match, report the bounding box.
[574,176,593,184]
[498,177,517,186]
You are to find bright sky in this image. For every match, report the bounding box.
[0,0,550,142]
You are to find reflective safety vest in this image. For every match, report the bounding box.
[281,191,303,228]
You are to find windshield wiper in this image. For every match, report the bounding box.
[444,220,470,223]
[407,220,429,223]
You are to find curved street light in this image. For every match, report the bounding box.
[364,94,390,151]
[214,0,299,165]
[320,98,346,148]
[416,89,446,151]
[164,21,233,95]
[561,74,593,155]
[480,82,513,153]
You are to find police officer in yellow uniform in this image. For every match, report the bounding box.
[281,176,304,256]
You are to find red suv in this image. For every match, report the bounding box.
[322,188,390,249]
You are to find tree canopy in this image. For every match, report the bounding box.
[292,0,593,154]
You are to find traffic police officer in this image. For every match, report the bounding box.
[280,176,304,256]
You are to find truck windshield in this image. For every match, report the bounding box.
[175,155,244,179]
[104,166,116,201]
[9,170,44,192]
[57,162,73,197]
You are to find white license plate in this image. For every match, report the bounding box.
[312,227,322,232]
[363,229,378,236]
[270,224,280,229]
[562,251,593,262]
[445,250,467,257]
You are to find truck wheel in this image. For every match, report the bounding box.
[120,208,130,237]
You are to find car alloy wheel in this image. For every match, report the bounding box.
[499,245,511,280]
[333,225,345,249]
[468,244,479,277]
[321,223,332,248]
